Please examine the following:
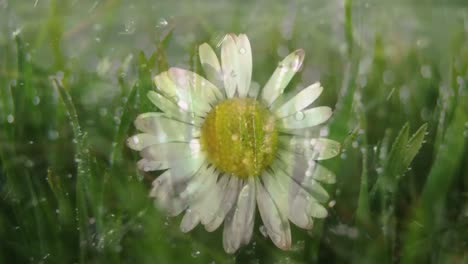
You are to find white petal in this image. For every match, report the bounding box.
[178,165,214,201]
[154,71,177,98]
[147,91,203,124]
[197,174,229,225]
[289,194,314,229]
[256,177,291,250]
[307,202,328,218]
[221,34,239,98]
[235,34,252,97]
[152,162,210,217]
[150,172,191,216]
[140,141,201,163]
[278,140,336,184]
[280,137,341,160]
[133,112,200,143]
[204,176,241,232]
[275,82,323,118]
[180,209,200,233]
[277,152,330,203]
[261,49,305,106]
[137,159,163,172]
[308,138,341,160]
[167,68,217,115]
[270,163,328,227]
[263,168,311,229]
[222,177,256,253]
[199,43,223,90]
[280,106,332,130]
[181,168,219,228]
[161,156,206,178]
[126,133,159,151]
[306,161,336,184]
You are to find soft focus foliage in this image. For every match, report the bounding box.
[0,0,467,263]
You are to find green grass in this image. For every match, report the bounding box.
[1,0,467,263]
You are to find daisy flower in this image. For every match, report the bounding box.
[127,33,340,253]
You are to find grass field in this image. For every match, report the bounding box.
[1,0,467,263]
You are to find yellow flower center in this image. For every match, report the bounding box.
[200,98,278,178]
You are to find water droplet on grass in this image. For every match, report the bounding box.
[156,18,168,28]
[33,96,40,105]
[7,114,14,123]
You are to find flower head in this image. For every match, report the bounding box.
[127,33,340,253]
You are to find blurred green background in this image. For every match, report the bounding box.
[1,0,467,263]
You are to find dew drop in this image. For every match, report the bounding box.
[294,111,305,121]
[131,136,140,145]
[191,250,201,258]
[7,114,14,123]
[239,47,246,54]
[156,18,168,28]
[33,96,41,105]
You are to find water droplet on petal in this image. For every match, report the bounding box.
[239,47,246,54]
[7,114,14,123]
[294,111,305,120]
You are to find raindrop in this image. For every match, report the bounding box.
[191,250,201,258]
[420,65,432,79]
[99,107,108,117]
[239,47,246,54]
[156,18,168,28]
[320,127,329,137]
[376,167,384,174]
[383,70,394,85]
[131,136,140,145]
[178,101,189,111]
[25,159,34,167]
[33,96,41,105]
[7,114,14,123]
[294,111,305,121]
[340,153,347,160]
[48,130,59,140]
[12,27,22,37]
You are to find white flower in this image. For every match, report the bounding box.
[127,33,340,253]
